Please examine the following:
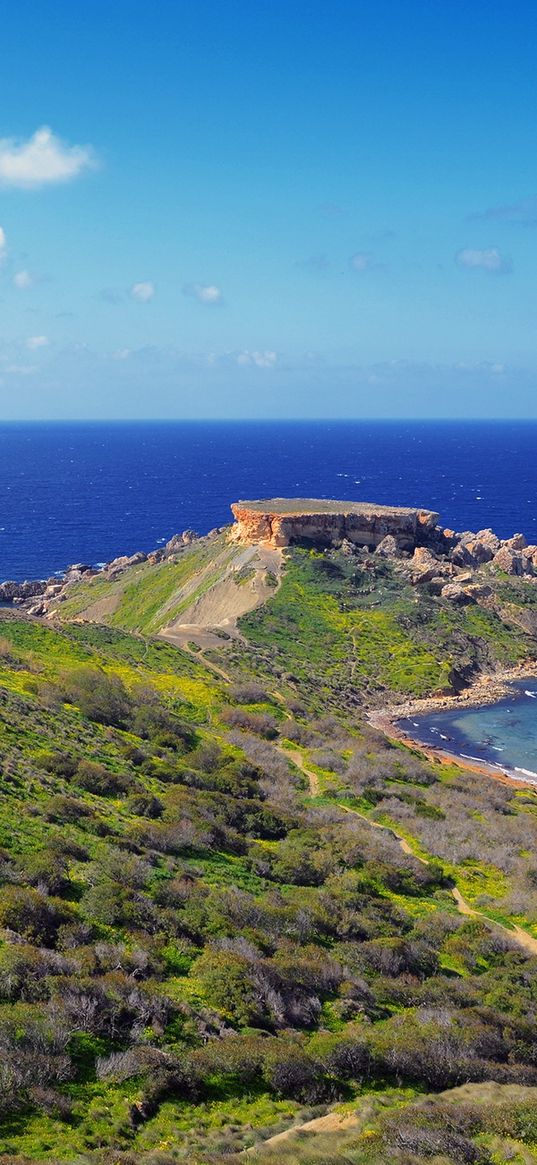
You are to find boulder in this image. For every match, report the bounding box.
[164,534,184,556]
[503,533,528,551]
[476,528,501,552]
[0,581,18,601]
[375,534,401,558]
[427,576,448,595]
[26,601,48,617]
[409,547,444,584]
[163,531,198,556]
[466,582,493,600]
[441,582,475,604]
[0,579,46,601]
[450,541,478,569]
[433,527,457,554]
[463,529,500,564]
[105,552,147,573]
[492,547,530,576]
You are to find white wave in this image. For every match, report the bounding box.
[514,767,537,780]
[524,690,537,698]
[440,733,448,740]
[491,746,504,752]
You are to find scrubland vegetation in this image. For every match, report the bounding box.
[1,540,537,1163]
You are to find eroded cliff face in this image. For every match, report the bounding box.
[230,500,440,550]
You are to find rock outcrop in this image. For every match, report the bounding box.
[2,498,536,624]
[230,499,440,551]
[0,579,46,602]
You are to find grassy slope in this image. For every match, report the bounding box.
[56,536,233,634]
[232,549,535,707]
[2,544,537,1163]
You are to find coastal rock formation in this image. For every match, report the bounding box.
[230,499,440,551]
[492,546,532,577]
[407,546,455,586]
[0,579,46,602]
[2,499,536,623]
[375,534,401,558]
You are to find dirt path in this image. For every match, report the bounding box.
[338,802,429,864]
[450,887,537,956]
[165,636,232,682]
[277,746,320,795]
[282,745,537,957]
[161,543,283,652]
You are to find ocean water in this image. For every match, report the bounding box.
[399,681,537,781]
[0,419,536,581]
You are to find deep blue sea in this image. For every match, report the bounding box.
[399,681,537,781]
[0,419,536,581]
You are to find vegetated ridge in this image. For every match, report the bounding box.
[1,499,537,1164]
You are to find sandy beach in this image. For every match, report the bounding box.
[367,661,537,788]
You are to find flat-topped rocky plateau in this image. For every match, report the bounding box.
[230,497,439,550]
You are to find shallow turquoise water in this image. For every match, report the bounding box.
[399,680,537,781]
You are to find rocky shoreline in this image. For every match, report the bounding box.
[3,505,537,619]
[368,662,537,786]
[0,527,207,616]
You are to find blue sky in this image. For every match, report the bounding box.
[0,0,536,418]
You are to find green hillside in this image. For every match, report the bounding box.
[2,538,537,1164]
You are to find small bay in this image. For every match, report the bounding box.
[398,679,537,781]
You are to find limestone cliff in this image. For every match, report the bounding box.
[230,498,440,550]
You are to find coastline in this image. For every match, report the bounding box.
[367,662,537,788]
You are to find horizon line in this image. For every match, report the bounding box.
[0,416,536,425]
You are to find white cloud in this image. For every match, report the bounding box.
[131,281,155,303]
[184,282,223,305]
[0,226,6,262]
[26,335,49,350]
[236,350,277,368]
[349,251,385,273]
[13,269,34,289]
[0,126,97,189]
[470,196,537,226]
[455,359,506,375]
[4,364,37,376]
[350,252,372,271]
[455,247,512,274]
[112,347,131,360]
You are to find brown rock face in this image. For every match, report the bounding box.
[492,546,534,576]
[230,499,440,551]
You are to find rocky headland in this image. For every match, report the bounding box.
[2,498,537,622]
[230,497,440,550]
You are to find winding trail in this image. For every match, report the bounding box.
[159,635,537,959]
[164,635,232,682]
[281,746,537,957]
